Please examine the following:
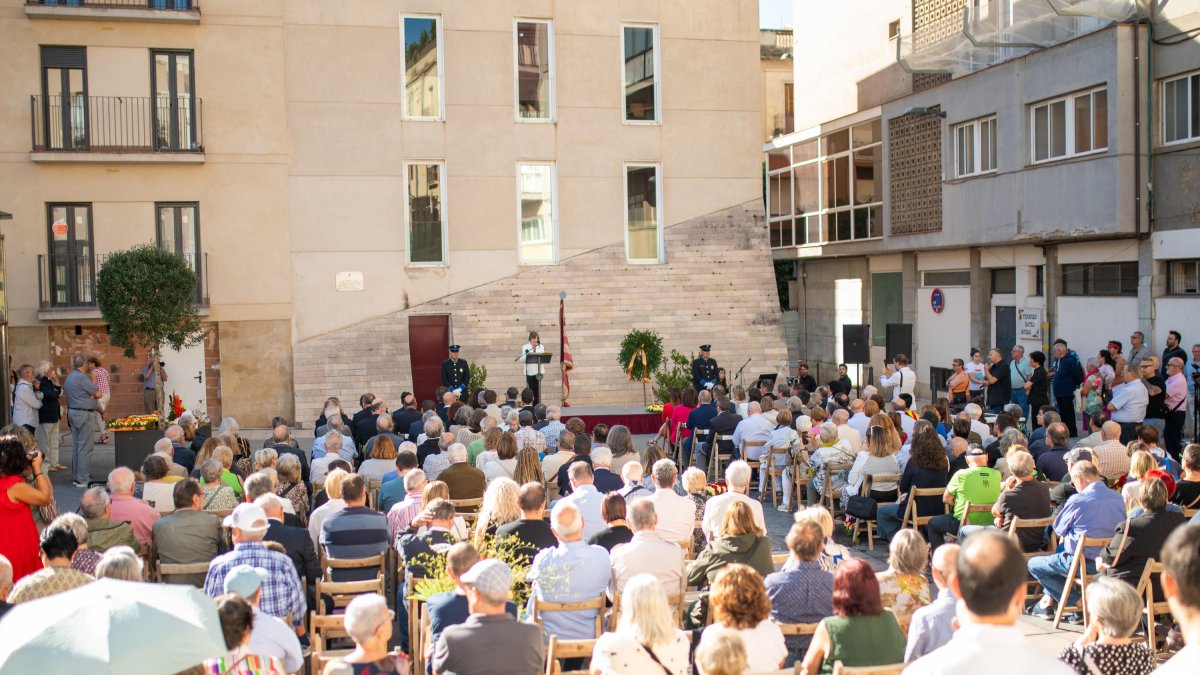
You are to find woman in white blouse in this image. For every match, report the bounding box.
[482,433,519,482]
[697,564,787,673]
[841,419,901,510]
[591,574,691,675]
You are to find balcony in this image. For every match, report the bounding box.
[37,251,209,320]
[30,95,204,163]
[25,0,200,24]
[772,113,794,138]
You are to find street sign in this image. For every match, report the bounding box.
[930,288,945,314]
[1018,308,1041,339]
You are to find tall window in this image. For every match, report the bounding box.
[954,115,997,177]
[625,164,663,262]
[516,20,554,121]
[40,46,88,151]
[1163,71,1200,145]
[1031,87,1107,163]
[46,203,94,307]
[402,16,443,120]
[406,162,446,265]
[151,50,197,151]
[518,163,556,264]
[622,25,659,123]
[157,203,202,303]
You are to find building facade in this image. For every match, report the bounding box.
[1,0,786,424]
[761,28,794,141]
[770,0,1200,398]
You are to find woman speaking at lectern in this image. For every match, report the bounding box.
[519,332,546,405]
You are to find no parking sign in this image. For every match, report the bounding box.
[930,288,945,314]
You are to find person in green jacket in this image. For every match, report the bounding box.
[80,487,140,554]
[687,500,773,587]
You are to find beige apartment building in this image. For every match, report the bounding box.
[1,0,787,425]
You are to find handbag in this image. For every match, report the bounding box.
[845,495,878,520]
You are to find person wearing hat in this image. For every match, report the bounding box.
[923,445,1002,553]
[203,503,307,637]
[223,564,303,673]
[442,345,471,398]
[431,558,544,675]
[692,345,719,392]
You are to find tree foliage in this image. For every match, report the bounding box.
[97,244,206,358]
[617,329,663,382]
[653,349,696,402]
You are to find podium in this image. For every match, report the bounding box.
[524,352,554,380]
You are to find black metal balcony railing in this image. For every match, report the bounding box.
[38,251,209,310]
[27,0,198,10]
[31,95,204,154]
[773,113,795,137]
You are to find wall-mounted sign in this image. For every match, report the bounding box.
[335,271,364,292]
[930,288,945,314]
[1018,308,1042,340]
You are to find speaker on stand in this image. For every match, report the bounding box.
[843,324,870,402]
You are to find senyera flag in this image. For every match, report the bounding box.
[560,296,574,406]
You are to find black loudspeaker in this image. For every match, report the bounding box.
[843,324,870,364]
[886,323,914,364]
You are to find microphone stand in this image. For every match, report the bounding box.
[734,357,751,390]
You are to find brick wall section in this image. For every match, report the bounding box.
[292,200,790,421]
[204,325,222,423]
[47,324,220,421]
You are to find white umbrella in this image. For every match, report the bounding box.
[0,578,226,675]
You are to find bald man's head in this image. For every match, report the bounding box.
[932,543,959,591]
[1101,421,1122,441]
[955,531,1025,620]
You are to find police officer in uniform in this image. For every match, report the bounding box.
[692,345,718,391]
[441,345,470,398]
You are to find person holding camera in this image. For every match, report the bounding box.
[141,354,167,415]
[0,434,54,584]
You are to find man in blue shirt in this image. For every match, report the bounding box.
[1027,461,1125,618]
[906,543,959,662]
[377,449,419,513]
[526,500,610,640]
[1050,340,1084,438]
[683,390,719,468]
[764,519,833,666]
[320,474,388,582]
[1009,346,1034,419]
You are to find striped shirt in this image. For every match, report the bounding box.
[320,506,389,581]
[204,542,306,627]
[386,491,424,541]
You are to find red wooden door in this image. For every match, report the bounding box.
[409,315,450,402]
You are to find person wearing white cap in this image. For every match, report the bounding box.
[223,564,303,673]
[203,503,307,637]
[432,559,544,675]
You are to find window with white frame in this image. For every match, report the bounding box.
[1030,87,1107,163]
[954,116,997,177]
[1163,71,1200,145]
[765,119,881,248]
[622,25,659,123]
[405,162,446,265]
[516,20,554,121]
[625,164,663,262]
[402,15,443,120]
[518,163,556,264]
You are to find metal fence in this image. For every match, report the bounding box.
[38,251,209,309]
[31,95,204,153]
[27,0,197,10]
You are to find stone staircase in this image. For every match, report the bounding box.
[292,199,790,417]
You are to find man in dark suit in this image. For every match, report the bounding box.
[152,479,226,587]
[692,345,718,392]
[259,493,319,592]
[409,401,436,443]
[495,483,557,562]
[270,424,310,483]
[350,392,375,430]
[354,399,386,449]
[591,447,624,494]
[504,387,520,409]
[694,396,742,469]
[684,390,719,467]
[438,444,486,503]
[391,393,421,440]
[441,346,470,398]
[556,433,594,497]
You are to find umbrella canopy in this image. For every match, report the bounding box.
[0,578,226,675]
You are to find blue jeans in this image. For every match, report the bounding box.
[876,503,904,541]
[1028,551,1095,608]
[1010,389,1029,420]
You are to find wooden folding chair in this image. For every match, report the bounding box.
[1007,516,1057,601]
[321,550,387,582]
[1053,535,1114,629]
[791,453,811,509]
[156,561,211,584]
[742,439,767,496]
[309,612,350,675]
[946,501,994,543]
[778,621,820,638]
[821,462,854,517]
[684,519,702,561]
[688,427,710,470]
[831,662,905,675]
[450,497,483,515]
[772,552,790,567]
[764,443,793,508]
[900,487,948,533]
[1183,507,1199,519]
[544,636,597,675]
[708,433,735,481]
[532,593,607,639]
[672,421,688,467]
[404,570,430,670]
[366,478,382,510]
[316,577,385,615]
[851,473,900,551]
[1134,559,1174,660]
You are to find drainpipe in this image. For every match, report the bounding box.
[1133,16,1142,239]
[1146,2,1156,234]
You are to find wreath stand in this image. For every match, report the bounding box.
[625,345,652,408]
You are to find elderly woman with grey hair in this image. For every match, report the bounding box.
[874,528,930,636]
[1057,577,1155,675]
[51,512,102,576]
[323,593,401,674]
[199,460,239,511]
[96,545,143,581]
[274,453,309,525]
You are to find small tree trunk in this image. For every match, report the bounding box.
[152,346,167,429]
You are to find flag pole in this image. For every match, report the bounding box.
[559,291,568,407]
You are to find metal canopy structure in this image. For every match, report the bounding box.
[898,0,1143,76]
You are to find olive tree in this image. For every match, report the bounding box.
[96,244,205,424]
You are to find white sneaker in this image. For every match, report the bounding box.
[777,503,790,512]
